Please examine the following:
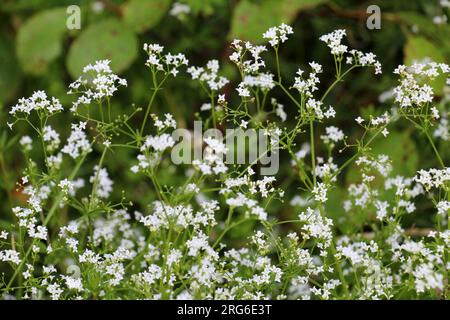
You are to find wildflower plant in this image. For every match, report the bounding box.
[0,23,449,301]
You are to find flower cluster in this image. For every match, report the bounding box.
[1,23,449,301]
[143,43,189,77]
[68,60,127,112]
[10,91,62,117]
[263,23,294,47]
[393,61,449,109]
[187,60,229,92]
[61,122,92,159]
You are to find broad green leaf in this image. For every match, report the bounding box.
[66,18,138,79]
[395,12,450,55]
[0,35,21,104]
[184,0,225,15]
[122,0,171,33]
[280,0,326,21]
[16,8,67,75]
[0,0,73,12]
[404,35,447,95]
[229,0,325,43]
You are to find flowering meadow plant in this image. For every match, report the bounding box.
[0,21,449,301]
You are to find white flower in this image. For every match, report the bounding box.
[312,182,328,203]
[241,72,275,92]
[263,23,293,47]
[153,113,177,131]
[298,207,333,248]
[186,231,210,256]
[63,276,84,292]
[89,166,114,199]
[61,122,91,159]
[167,249,182,266]
[59,179,75,195]
[348,49,382,74]
[319,29,347,55]
[252,230,269,252]
[434,117,449,141]
[43,126,60,152]
[306,98,324,119]
[0,249,21,265]
[188,60,228,91]
[169,2,191,18]
[355,116,364,124]
[436,201,450,219]
[19,136,33,151]
[236,83,250,97]
[321,126,344,144]
[293,64,322,97]
[275,103,287,122]
[229,40,266,74]
[10,90,63,116]
[47,283,63,300]
[375,200,389,220]
[68,60,127,112]
[393,61,449,109]
[143,44,188,77]
[414,167,450,190]
[141,133,175,152]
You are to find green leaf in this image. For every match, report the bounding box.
[280,0,326,21]
[122,0,171,33]
[184,0,225,15]
[0,0,74,12]
[16,8,68,75]
[229,0,325,43]
[0,35,21,104]
[404,35,447,95]
[66,18,138,79]
[395,12,450,55]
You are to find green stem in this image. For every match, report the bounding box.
[5,151,88,292]
[213,218,258,248]
[424,129,445,169]
[140,75,167,137]
[310,120,316,186]
[275,46,281,82]
[211,94,217,128]
[321,65,357,103]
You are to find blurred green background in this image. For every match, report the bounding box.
[0,0,449,236]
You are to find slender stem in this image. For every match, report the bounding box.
[275,46,281,82]
[140,87,159,136]
[211,94,217,128]
[276,82,302,110]
[318,205,349,298]
[424,129,445,169]
[140,74,167,137]
[321,65,357,103]
[107,98,112,123]
[99,101,104,123]
[213,218,258,248]
[310,120,316,186]
[5,151,88,292]
[225,207,234,226]
[329,125,387,182]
